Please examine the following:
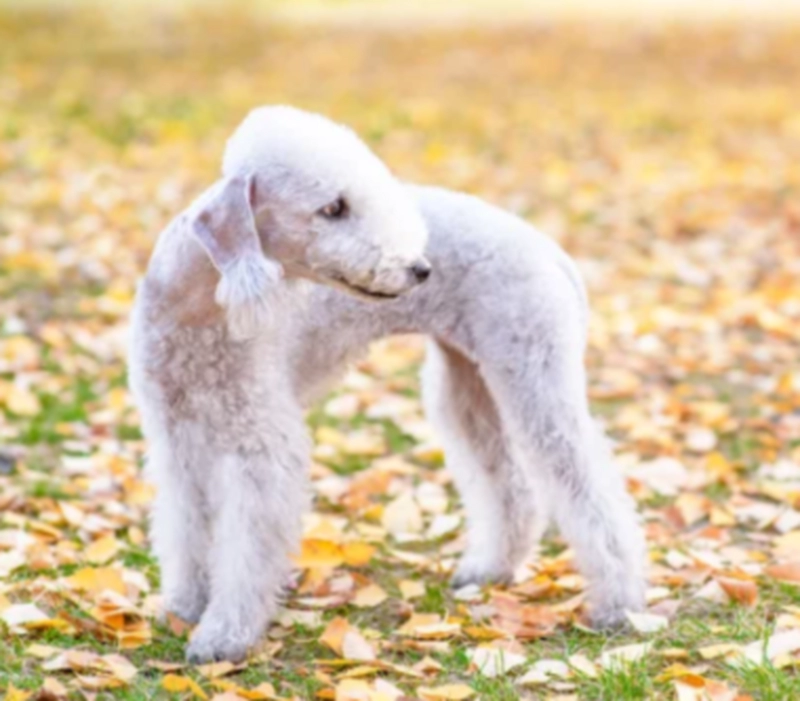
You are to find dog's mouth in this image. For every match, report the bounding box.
[323,273,402,301]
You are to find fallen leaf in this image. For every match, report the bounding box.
[625,611,669,633]
[341,542,376,567]
[320,617,351,656]
[342,630,376,662]
[417,683,475,700]
[162,674,209,699]
[381,492,423,536]
[352,584,388,608]
[83,535,123,565]
[65,566,126,595]
[467,645,527,677]
[293,539,345,569]
[716,576,758,607]
[765,561,800,584]
[399,580,426,600]
[743,629,800,665]
[600,642,653,669]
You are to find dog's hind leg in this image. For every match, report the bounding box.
[479,330,646,628]
[421,340,547,587]
[147,433,211,625]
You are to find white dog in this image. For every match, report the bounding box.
[129,106,646,663]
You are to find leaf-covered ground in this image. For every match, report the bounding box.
[2,3,800,699]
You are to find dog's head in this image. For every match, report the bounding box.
[187,106,430,338]
[226,106,430,295]
[192,108,429,318]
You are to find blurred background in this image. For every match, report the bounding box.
[3,0,800,415]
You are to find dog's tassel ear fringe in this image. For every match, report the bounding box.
[215,255,283,341]
[189,174,283,341]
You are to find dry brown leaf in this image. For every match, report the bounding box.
[490,592,559,640]
[765,561,800,584]
[716,576,759,607]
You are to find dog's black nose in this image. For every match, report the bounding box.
[411,260,431,283]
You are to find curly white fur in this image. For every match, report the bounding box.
[129,105,646,663]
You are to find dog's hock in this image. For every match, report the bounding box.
[189,174,282,339]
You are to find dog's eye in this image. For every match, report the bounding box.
[318,197,348,219]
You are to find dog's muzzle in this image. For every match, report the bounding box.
[325,258,432,300]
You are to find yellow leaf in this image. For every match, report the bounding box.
[66,566,126,595]
[463,625,507,641]
[341,542,376,567]
[162,674,209,699]
[397,614,460,639]
[674,493,710,527]
[117,622,152,649]
[418,683,475,700]
[776,531,800,558]
[211,680,278,700]
[334,679,371,701]
[320,617,351,656]
[196,661,239,679]
[399,580,425,600]
[101,653,138,683]
[352,584,388,608]
[5,385,40,416]
[84,535,122,565]
[292,539,344,569]
[3,684,32,701]
[600,642,653,669]
[697,643,744,661]
[25,644,63,659]
[1,603,67,631]
[625,611,669,633]
[41,676,69,697]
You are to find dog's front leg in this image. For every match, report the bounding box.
[147,435,211,625]
[186,418,309,663]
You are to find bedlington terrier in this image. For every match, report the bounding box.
[129,106,646,663]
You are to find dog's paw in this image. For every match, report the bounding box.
[185,621,251,664]
[161,595,207,627]
[587,607,631,632]
[591,575,647,630]
[451,556,514,589]
[587,589,646,632]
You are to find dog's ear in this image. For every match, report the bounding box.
[189,173,282,340]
